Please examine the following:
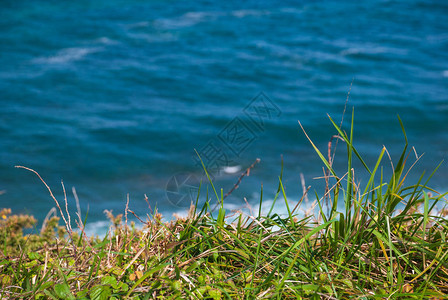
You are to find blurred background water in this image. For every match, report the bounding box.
[1,0,447,234]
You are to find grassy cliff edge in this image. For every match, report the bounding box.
[1,112,448,299]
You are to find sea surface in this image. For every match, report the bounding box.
[1,0,448,235]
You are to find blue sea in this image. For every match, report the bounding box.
[1,0,447,234]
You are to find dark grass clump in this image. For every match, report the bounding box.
[1,111,448,299]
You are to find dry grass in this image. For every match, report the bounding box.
[1,111,448,299]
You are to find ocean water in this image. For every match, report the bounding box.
[1,0,447,234]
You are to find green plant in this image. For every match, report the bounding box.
[1,111,447,299]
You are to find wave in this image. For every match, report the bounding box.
[33,47,100,65]
[126,32,177,43]
[171,193,315,222]
[82,220,111,237]
[154,9,271,30]
[154,11,221,30]
[231,9,270,18]
[340,46,407,57]
[126,21,150,29]
[426,33,448,43]
[82,219,146,237]
[221,165,242,174]
[94,37,118,45]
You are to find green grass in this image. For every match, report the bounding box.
[1,111,448,299]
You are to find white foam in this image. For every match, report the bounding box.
[154,9,271,30]
[33,47,100,65]
[82,219,147,237]
[222,165,242,174]
[155,11,221,29]
[231,9,270,18]
[443,70,448,78]
[340,47,386,56]
[170,194,315,223]
[95,37,117,45]
[340,46,407,57]
[183,11,219,21]
[82,220,112,237]
[127,32,177,43]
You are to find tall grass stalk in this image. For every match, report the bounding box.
[1,112,447,299]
